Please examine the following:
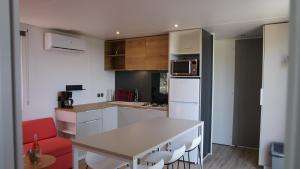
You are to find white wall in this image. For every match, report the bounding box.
[212,39,235,145]
[21,24,115,121]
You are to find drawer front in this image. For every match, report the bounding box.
[77,109,102,123]
[77,119,102,138]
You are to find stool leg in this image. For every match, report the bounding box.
[167,165,169,169]
[183,155,186,169]
[178,160,180,169]
[198,146,203,169]
[188,152,190,169]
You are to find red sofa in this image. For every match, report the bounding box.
[23,117,72,169]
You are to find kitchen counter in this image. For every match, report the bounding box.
[55,101,168,113]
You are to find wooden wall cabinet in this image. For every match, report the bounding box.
[105,40,125,70]
[125,37,147,70]
[145,35,169,70]
[105,35,168,71]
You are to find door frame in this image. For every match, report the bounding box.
[0,0,22,168]
[285,0,300,168]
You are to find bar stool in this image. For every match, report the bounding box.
[185,136,202,169]
[168,136,202,169]
[145,145,186,169]
[85,152,128,169]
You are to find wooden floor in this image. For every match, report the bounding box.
[79,144,262,169]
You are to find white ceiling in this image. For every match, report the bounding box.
[20,0,289,40]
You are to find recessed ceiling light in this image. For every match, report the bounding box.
[174,24,179,28]
[116,31,120,35]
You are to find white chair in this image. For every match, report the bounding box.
[185,136,202,169]
[169,136,202,169]
[145,145,186,169]
[125,159,164,169]
[85,152,128,169]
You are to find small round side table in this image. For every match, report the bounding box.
[24,154,56,169]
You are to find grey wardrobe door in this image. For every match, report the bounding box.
[233,38,262,148]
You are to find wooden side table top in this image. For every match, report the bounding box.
[24,154,56,169]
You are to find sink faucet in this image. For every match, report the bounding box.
[134,88,139,102]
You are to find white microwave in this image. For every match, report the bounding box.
[170,59,199,76]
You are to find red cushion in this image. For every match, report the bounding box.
[23,118,57,144]
[24,137,72,157]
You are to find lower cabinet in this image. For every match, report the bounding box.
[56,105,167,160]
[77,119,102,138]
[118,107,167,127]
[102,106,118,132]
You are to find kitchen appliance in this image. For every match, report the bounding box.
[169,78,200,163]
[170,59,198,76]
[58,91,74,108]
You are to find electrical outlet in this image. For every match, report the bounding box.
[97,93,104,98]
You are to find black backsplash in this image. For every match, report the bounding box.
[115,71,168,103]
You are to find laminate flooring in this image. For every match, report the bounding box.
[79,144,262,169]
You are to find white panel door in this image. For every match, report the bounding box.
[259,23,289,167]
[169,29,202,54]
[169,102,199,120]
[102,107,118,132]
[169,78,200,103]
[169,102,199,163]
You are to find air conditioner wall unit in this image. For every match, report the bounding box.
[45,32,86,52]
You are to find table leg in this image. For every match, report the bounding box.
[200,124,204,168]
[73,147,79,169]
[130,159,138,169]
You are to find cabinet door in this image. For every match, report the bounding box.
[125,38,146,70]
[169,29,201,54]
[77,109,102,123]
[169,102,199,120]
[145,35,168,70]
[102,107,118,132]
[77,119,102,138]
[169,78,200,103]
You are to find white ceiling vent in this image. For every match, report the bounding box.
[45,32,86,52]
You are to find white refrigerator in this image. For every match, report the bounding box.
[169,78,200,163]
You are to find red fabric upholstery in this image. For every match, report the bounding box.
[23,118,57,144]
[23,117,72,169]
[24,137,72,157]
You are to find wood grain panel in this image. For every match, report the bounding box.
[145,35,168,70]
[125,38,146,70]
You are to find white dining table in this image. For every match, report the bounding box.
[72,117,204,169]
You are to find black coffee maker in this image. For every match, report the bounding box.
[58,91,74,108]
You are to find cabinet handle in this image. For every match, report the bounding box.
[80,119,100,125]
